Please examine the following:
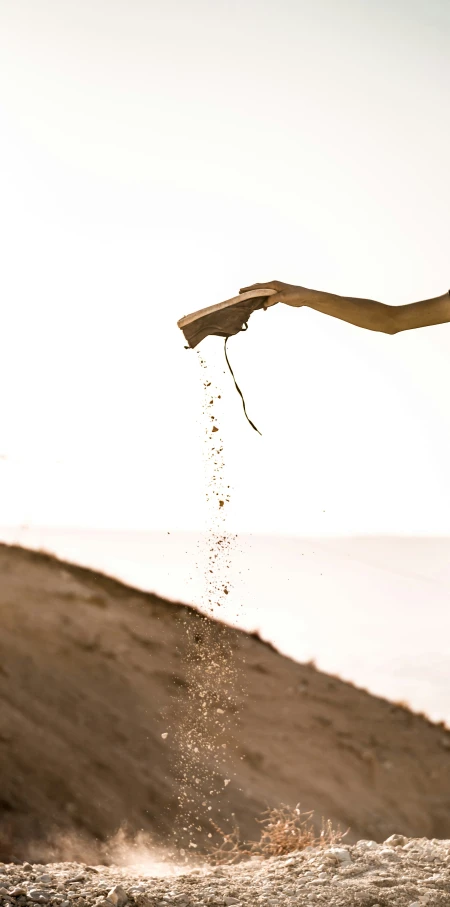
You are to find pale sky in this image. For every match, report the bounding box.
[0,0,449,535]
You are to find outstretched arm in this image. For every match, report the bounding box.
[240,281,450,335]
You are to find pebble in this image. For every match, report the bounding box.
[325,847,352,863]
[106,885,128,907]
[384,833,407,847]
[378,848,399,861]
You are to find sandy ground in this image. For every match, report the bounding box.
[2,837,450,906]
[1,543,450,866]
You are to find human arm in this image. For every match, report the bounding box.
[240,281,450,335]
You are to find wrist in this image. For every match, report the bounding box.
[290,287,309,307]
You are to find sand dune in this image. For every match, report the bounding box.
[1,542,450,863]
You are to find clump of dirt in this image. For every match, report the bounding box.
[170,354,242,856]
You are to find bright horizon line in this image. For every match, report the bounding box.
[2,525,450,539]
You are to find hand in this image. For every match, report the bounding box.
[239,280,303,309]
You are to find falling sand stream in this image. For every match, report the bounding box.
[170,352,244,858]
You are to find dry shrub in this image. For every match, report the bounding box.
[209,804,348,864]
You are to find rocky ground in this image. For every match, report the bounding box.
[2,836,450,907]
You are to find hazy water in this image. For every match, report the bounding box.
[1,526,450,724]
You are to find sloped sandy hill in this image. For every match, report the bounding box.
[1,542,450,863]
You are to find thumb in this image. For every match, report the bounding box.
[263,295,282,309]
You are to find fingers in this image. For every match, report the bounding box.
[239,283,262,293]
[239,281,278,294]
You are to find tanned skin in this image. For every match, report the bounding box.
[240,281,450,335]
